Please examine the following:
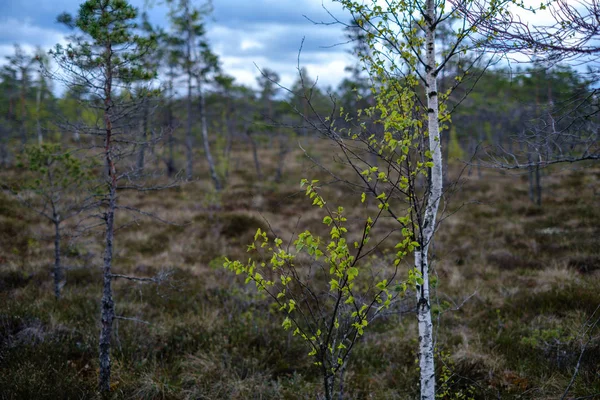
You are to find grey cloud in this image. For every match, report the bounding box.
[0,0,78,34]
[210,22,349,64]
[0,0,353,89]
[211,0,346,27]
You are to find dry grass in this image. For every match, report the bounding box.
[1,140,599,399]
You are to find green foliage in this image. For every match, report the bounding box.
[436,350,476,400]
[224,179,413,398]
[448,126,465,160]
[18,143,91,192]
[51,0,158,97]
[166,0,219,82]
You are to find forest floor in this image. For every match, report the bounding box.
[1,139,599,399]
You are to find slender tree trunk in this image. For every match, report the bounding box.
[166,104,176,177]
[36,86,43,144]
[416,2,440,398]
[322,368,334,400]
[99,185,116,393]
[535,164,542,206]
[338,362,346,400]
[185,73,193,180]
[20,68,27,145]
[136,97,148,174]
[99,46,116,394]
[185,11,194,180]
[198,80,221,191]
[477,130,483,179]
[274,134,289,183]
[0,139,8,167]
[528,151,535,203]
[167,129,175,177]
[53,218,62,299]
[246,131,262,180]
[166,76,176,177]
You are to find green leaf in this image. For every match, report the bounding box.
[282,317,292,330]
[347,267,359,281]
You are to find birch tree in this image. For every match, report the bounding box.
[50,0,158,392]
[299,0,512,397]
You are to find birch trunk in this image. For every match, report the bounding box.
[322,369,334,400]
[415,1,441,398]
[198,80,221,191]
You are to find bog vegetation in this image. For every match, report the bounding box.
[0,0,599,399]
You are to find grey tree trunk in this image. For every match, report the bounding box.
[99,48,116,393]
[322,368,334,400]
[274,134,289,183]
[99,185,116,393]
[53,218,63,300]
[535,164,542,206]
[477,130,483,178]
[198,81,221,191]
[36,86,43,144]
[246,131,262,180]
[0,141,8,167]
[185,74,193,180]
[528,151,535,203]
[166,74,176,178]
[416,1,441,398]
[185,11,194,181]
[136,97,148,174]
[19,68,27,145]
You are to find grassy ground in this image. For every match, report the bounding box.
[1,140,599,399]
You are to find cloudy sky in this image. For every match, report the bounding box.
[0,0,355,93]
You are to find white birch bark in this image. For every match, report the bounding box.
[415,0,442,398]
[198,79,221,191]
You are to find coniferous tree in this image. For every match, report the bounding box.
[50,0,158,392]
[167,0,221,189]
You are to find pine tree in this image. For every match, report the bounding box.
[50,0,157,392]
